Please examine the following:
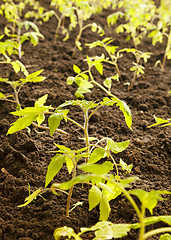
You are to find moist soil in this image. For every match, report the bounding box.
[0,1,171,240]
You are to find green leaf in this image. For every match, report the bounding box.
[95,62,103,75]
[148,116,170,128]
[73,64,81,74]
[88,148,105,163]
[103,78,112,90]
[101,97,132,129]
[80,221,131,238]
[79,161,113,175]
[0,92,6,98]
[53,174,103,191]
[36,114,45,126]
[129,190,171,214]
[95,224,131,239]
[10,106,50,116]
[89,185,102,211]
[35,94,48,108]
[48,113,63,136]
[18,188,43,207]
[91,22,97,32]
[160,234,171,240]
[120,159,133,173]
[67,76,75,85]
[102,176,122,201]
[131,215,171,229]
[107,12,124,26]
[7,115,37,135]
[106,138,130,154]
[65,156,74,174]
[26,69,45,82]
[45,155,65,187]
[54,226,82,240]
[99,194,111,221]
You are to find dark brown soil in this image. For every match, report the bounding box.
[0,1,170,240]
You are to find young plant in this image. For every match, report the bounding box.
[0,64,45,109]
[86,38,123,80]
[0,35,19,62]
[148,115,171,128]
[67,55,132,129]
[119,48,151,90]
[107,0,156,49]
[53,173,171,240]
[147,0,171,70]
[0,0,44,58]
[8,95,131,217]
[50,0,104,54]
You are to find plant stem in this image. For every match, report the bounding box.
[104,176,141,220]
[144,227,171,239]
[104,46,122,81]
[66,163,77,217]
[139,205,146,240]
[109,154,119,179]
[128,70,137,91]
[32,122,68,135]
[89,68,113,97]
[161,50,167,71]
[84,111,90,162]
[17,25,22,59]
[65,116,84,130]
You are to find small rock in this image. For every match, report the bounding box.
[138,104,148,111]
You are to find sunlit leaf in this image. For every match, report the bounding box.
[45,155,65,187]
[99,194,111,221]
[89,185,102,211]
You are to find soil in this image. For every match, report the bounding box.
[0,1,170,240]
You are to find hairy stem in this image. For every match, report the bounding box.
[84,111,90,162]
[66,163,77,217]
[139,205,146,240]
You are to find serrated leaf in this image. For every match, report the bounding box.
[48,113,63,136]
[45,155,65,187]
[35,94,48,108]
[120,159,133,173]
[18,188,43,207]
[101,97,132,129]
[89,185,102,211]
[7,115,37,135]
[26,69,44,81]
[99,194,111,221]
[88,148,105,164]
[129,190,171,214]
[79,161,113,175]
